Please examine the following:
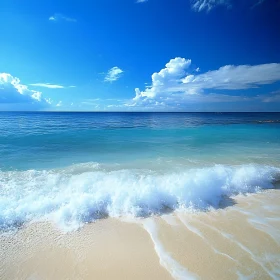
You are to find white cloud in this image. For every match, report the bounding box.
[29,83,76,89]
[56,101,62,107]
[191,0,231,12]
[181,63,280,92]
[132,57,280,109]
[29,83,65,89]
[104,66,124,82]
[0,73,51,110]
[49,13,77,22]
[136,0,148,3]
[133,57,191,101]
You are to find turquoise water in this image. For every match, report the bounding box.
[1,112,280,170]
[0,112,280,231]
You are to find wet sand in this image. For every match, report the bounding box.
[1,190,280,280]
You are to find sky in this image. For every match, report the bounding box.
[0,0,280,112]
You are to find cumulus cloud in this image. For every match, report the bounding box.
[104,67,124,82]
[0,73,51,110]
[131,57,280,110]
[191,0,231,12]
[49,13,77,22]
[134,57,191,100]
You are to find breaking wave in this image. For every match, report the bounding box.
[0,163,279,231]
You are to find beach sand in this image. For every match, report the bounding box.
[1,190,280,280]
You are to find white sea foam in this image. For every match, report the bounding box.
[143,218,197,280]
[0,164,279,231]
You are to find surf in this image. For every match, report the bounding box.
[0,163,279,232]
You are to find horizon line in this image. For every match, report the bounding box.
[0,111,280,113]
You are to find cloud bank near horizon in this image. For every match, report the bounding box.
[128,57,280,111]
[0,73,51,110]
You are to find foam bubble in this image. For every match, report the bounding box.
[0,164,279,232]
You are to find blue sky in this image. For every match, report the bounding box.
[0,0,280,111]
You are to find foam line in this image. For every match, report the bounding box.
[191,216,280,279]
[177,215,238,263]
[142,219,197,280]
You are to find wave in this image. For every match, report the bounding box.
[0,164,279,232]
[253,120,280,124]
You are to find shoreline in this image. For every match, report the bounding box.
[1,190,280,280]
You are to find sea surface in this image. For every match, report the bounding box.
[0,112,280,231]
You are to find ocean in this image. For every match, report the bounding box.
[0,112,280,230]
[1,112,280,279]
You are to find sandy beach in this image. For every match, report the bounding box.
[1,190,280,280]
